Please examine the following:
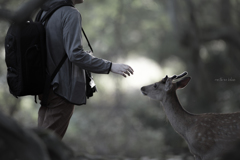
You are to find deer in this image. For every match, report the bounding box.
[141,71,240,160]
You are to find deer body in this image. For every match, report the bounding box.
[141,72,240,160]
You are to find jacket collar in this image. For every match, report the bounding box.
[42,0,73,11]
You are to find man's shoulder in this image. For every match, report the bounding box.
[57,6,80,15]
[50,5,81,23]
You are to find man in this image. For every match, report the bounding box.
[38,0,134,139]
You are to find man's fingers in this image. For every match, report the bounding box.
[122,65,134,76]
[121,72,127,78]
[120,70,131,77]
[111,63,134,77]
[129,67,134,75]
[124,71,130,76]
[127,66,134,75]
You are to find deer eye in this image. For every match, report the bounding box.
[153,83,158,89]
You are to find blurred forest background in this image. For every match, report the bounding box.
[0,0,240,160]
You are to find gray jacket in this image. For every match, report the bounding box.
[42,0,112,105]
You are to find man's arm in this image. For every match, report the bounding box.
[63,8,111,74]
[63,7,133,77]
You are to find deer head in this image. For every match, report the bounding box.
[141,71,191,101]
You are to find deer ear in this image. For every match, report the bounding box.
[176,77,191,89]
[165,78,173,92]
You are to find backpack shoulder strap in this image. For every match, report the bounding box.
[35,1,74,23]
[35,9,44,22]
[41,54,68,106]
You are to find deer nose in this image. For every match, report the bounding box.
[141,87,147,95]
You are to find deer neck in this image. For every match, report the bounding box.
[161,92,193,136]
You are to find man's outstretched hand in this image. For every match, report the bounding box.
[111,63,134,78]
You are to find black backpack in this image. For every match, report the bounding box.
[5,1,96,105]
[5,19,46,97]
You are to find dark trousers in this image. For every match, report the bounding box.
[38,89,74,139]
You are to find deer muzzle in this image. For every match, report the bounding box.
[141,87,148,95]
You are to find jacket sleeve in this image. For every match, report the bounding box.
[62,8,112,74]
